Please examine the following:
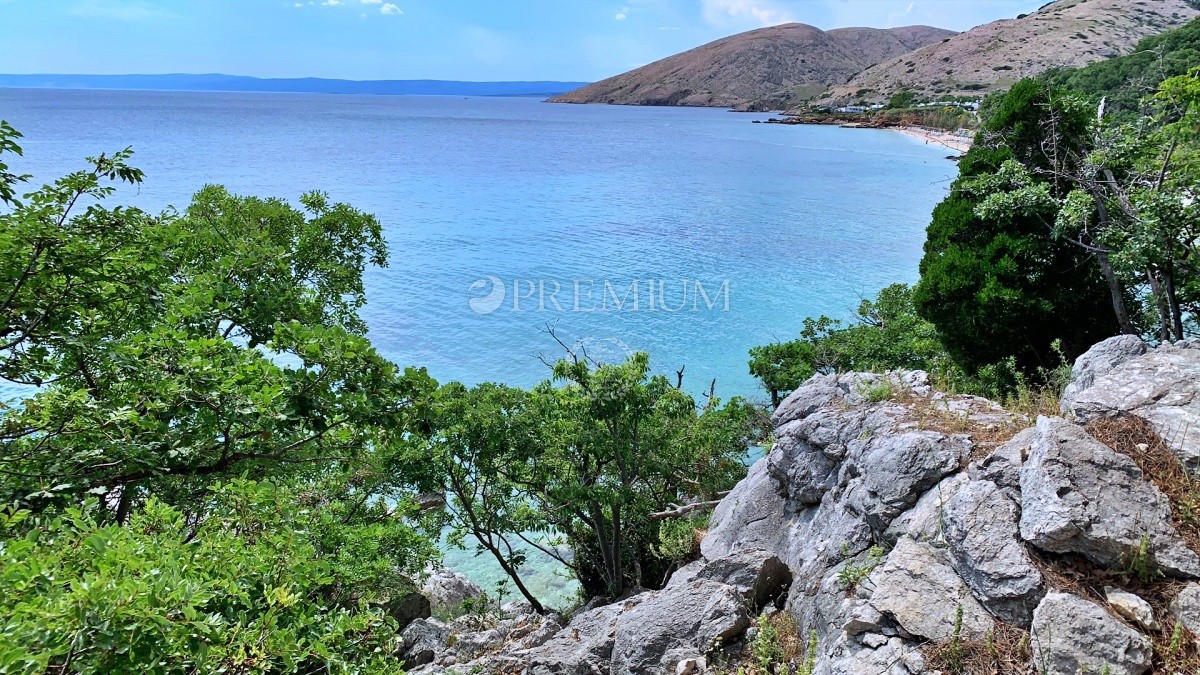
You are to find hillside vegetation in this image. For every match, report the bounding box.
[825,0,1199,104]
[1042,14,1200,115]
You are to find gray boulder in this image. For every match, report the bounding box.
[524,600,630,674]
[384,585,432,630]
[968,426,1035,503]
[866,537,994,642]
[688,548,792,610]
[400,618,451,669]
[1064,339,1200,465]
[1019,416,1200,577]
[422,567,482,614]
[1031,593,1152,675]
[1060,335,1148,412]
[1170,582,1200,638]
[884,472,969,545]
[943,480,1044,626]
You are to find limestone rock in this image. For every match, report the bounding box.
[1064,339,1200,465]
[1031,593,1152,675]
[943,480,1044,626]
[1170,582,1200,637]
[1105,586,1159,631]
[1060,335,1148,412]
[421,567,482,614]
[688,548,792,609]
[384,585,432,630]
[866,537,994,642]
[1019,416,1200,577]
[524,601,628,674]
[968,426,1035,503]
[400,618,450,669]
[884,472,968,546]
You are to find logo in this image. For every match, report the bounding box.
[468,275,506,314]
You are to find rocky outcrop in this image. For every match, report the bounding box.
[1064,338,1200,465]
[414,337,1200,673]
[517,550,790,674]
[943,479,1044,626]
[1031,593,1153,675]
[865,537,994,642]
[1019,416,1200,577]
[422,568,483,614]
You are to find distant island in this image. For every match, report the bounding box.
[0,73,591,97]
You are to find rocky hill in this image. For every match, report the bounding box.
[397,335,1200,673]
[548,24,956,109]
[826,0,1200,104]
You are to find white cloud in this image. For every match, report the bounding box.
[614,11,627,20]
[380,2,402,15]
[658,25,681,30]
[700,0,795,28]
[321,0,342,5]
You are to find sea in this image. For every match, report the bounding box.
[0,88,957,606]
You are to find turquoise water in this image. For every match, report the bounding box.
[0,88,956,606]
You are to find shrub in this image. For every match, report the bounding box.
[0,481,408,674]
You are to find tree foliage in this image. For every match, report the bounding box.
[748,284,951,404]
[913,80,1118,374]
[0,481,412,674]
[420,352,768,602]
[0,125,438,671]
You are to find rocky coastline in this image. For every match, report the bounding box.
[397,336,1200,674]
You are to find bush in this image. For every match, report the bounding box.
[0,481,408,674]
[748,284,957,403]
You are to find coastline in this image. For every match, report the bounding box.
[891,125,973,154]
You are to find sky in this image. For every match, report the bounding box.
[0,0,1050,82]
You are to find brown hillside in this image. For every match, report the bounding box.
[549,23,957,108]
[826,0,1200,103]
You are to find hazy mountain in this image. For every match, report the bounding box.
[548,23,957,109]
[825,0,1200,103]
[0,74,589,97]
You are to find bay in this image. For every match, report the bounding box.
[0,88,956,606]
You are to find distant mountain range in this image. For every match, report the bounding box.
[0,74,590,97]
[549,24,957,109]
[551,0,1200,110]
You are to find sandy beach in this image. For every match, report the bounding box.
[893,125,974,154]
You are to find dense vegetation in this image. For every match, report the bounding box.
[750,21,1200,406]
[0,123,762,670]
[1042,17,1200,118]
[2,15,1198,674]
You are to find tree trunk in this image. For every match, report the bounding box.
[115,483,134,525]
[1165,268,1185,342]
[1147,269,1172,343]
[1095,251,1135,334]
[484,535,546,614]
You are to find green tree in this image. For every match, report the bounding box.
[527,352,766,598]
[0,126,439,670]
[422,352,766,601]
[0,123,428,524]
[913,81,1118,374]
[417,381,549,614]
[749,284,955,403]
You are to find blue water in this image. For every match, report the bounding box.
[0,88,956,605]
